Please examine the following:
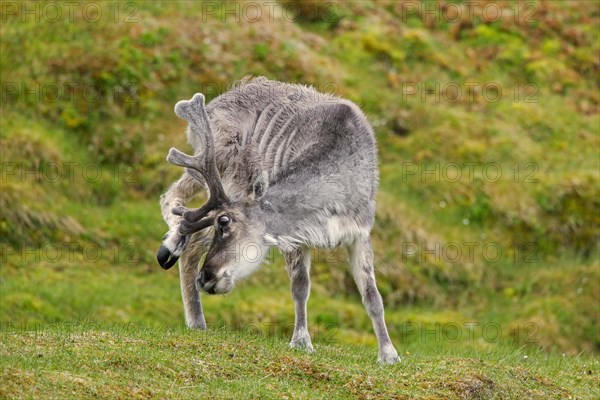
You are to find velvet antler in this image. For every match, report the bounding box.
[167,93,229,235]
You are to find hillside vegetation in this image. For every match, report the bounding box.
[1,1,599,398]
[2,322,598,399]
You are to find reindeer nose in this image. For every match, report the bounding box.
[197,268,218,294]
[198,268,215,285]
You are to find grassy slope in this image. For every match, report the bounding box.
[1,1,599,398]
[2,323,599,399]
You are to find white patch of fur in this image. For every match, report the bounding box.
[262,234,279,246]
[296,214,369,248]
[270,214,370,255]
[273,235,302,253]
[227,241,271,282]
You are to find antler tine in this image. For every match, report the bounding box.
[179,217,215,235]
[168,93,230,230]
[174,93,210,130]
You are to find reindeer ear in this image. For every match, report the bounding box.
[252,171,269,200]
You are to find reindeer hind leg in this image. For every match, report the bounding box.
[347,236,399,364]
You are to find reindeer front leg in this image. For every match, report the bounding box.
[285,247,314,352]
[158,171,207,328]
[179,234,209,329]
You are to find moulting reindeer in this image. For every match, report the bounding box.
[157,77,399,364]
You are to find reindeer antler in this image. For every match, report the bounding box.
[168,93,229,234]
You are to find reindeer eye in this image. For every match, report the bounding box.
[218,215,231,227]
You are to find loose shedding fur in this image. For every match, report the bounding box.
[158,77,399,364]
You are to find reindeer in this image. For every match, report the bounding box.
[157,77,399,364]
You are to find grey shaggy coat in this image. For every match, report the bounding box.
[158,77,399,364]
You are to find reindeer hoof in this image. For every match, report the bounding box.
[377,346,400,365]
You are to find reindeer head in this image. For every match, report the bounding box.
[157,93,271,294]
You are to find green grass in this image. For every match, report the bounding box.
[2,322,598,399]
[1,0,599,398]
